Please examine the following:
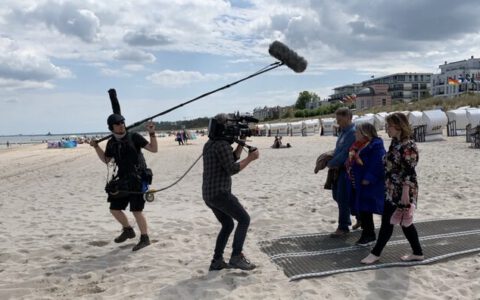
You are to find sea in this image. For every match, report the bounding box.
[0,132,109,149]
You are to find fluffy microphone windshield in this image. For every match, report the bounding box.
[268,41,307,73]
[108,88,122,115]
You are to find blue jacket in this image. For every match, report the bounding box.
[346,137,386,215]
[327,124,356,169]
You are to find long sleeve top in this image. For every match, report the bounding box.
[202,139,241,200]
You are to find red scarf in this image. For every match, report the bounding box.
[345,139,370,180]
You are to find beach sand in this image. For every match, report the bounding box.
[0,133,479,299]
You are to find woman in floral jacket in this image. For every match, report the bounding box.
[361,112,424,264]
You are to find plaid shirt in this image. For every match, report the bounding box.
[202,139,241,200]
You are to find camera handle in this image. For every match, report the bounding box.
[234,138,257,153]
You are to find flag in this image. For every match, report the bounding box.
[448,77,459,85]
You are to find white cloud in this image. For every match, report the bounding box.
[123,64,145,72]
[146,69,221,87]
[0,37,72,90]
[113,49,156,63]
[100,68,131,78]
[123,30,171,46]
[13,1,101,43]
[0,78,54,90]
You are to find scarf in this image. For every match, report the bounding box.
[345,139,370,181]
[113,132,127,140]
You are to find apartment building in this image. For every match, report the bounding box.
[431,56,480,97]
[361,72,432,102]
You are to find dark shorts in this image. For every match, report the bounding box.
[108,194,145,212]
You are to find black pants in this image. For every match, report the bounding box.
[371,201,423,257]
[359,211,375,239]
[205,193,250,260]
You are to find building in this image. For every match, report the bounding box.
[252,106,292,121]
[355,84,391,110]
[329,83,364,102]
[431,56,480,97]
[306,98,329,109]
[361,72,432,102]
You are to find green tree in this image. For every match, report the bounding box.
[295,91,319,109]
[294,110,305,118]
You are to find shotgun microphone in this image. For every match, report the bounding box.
[108,88,122,115]
[268,40,307,73]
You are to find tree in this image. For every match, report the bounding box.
[295,91,319,109]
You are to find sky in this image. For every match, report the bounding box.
[2,0,480,135]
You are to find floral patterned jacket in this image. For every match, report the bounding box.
[384,138,419,206]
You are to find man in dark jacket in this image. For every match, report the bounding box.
[202,113,259,271]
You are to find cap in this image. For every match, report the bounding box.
[107,114,125,125]
[107,114,125,130]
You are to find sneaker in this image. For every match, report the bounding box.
[114,227,136,243]
[132,234,150,251]
[329,228,349,238]
[229,253,256,271]
[355,235,376,246]
[209,258,230,271]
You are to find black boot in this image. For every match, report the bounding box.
[114,226,136,243]
[132,234,151,251]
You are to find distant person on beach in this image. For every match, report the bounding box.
[202,113,259,271]
[176,132,184,145]
[6,141,9,148]
[271,136,291,149]
[272,136,282,148]
[345,122,385,246]
[90,114,157,251]
[362,112,424,264]
[327,107,356,237]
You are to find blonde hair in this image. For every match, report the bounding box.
[385,112,412,140]
[356,122,378,140]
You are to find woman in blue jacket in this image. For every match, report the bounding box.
[345,122,386,246]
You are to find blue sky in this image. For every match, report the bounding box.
[2,0,480,135]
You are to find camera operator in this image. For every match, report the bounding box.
[202,113,259,271]
[90,114,157,251]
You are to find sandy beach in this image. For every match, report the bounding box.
[0,133,479,299]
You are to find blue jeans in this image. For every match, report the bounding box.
[332,169,351,231]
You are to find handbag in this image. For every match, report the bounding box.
[390,204,415,227]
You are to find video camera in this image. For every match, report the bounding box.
[208,113,259,143]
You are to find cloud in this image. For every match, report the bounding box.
[0,37,72,89]
[100,68,131,78]
[0,78,55,90]
[113,49,156,63]
[12,1,101,43]
[3,97,19,104]
[146,69,221,87]
[123,64,145,72]
[123,30,171,46]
